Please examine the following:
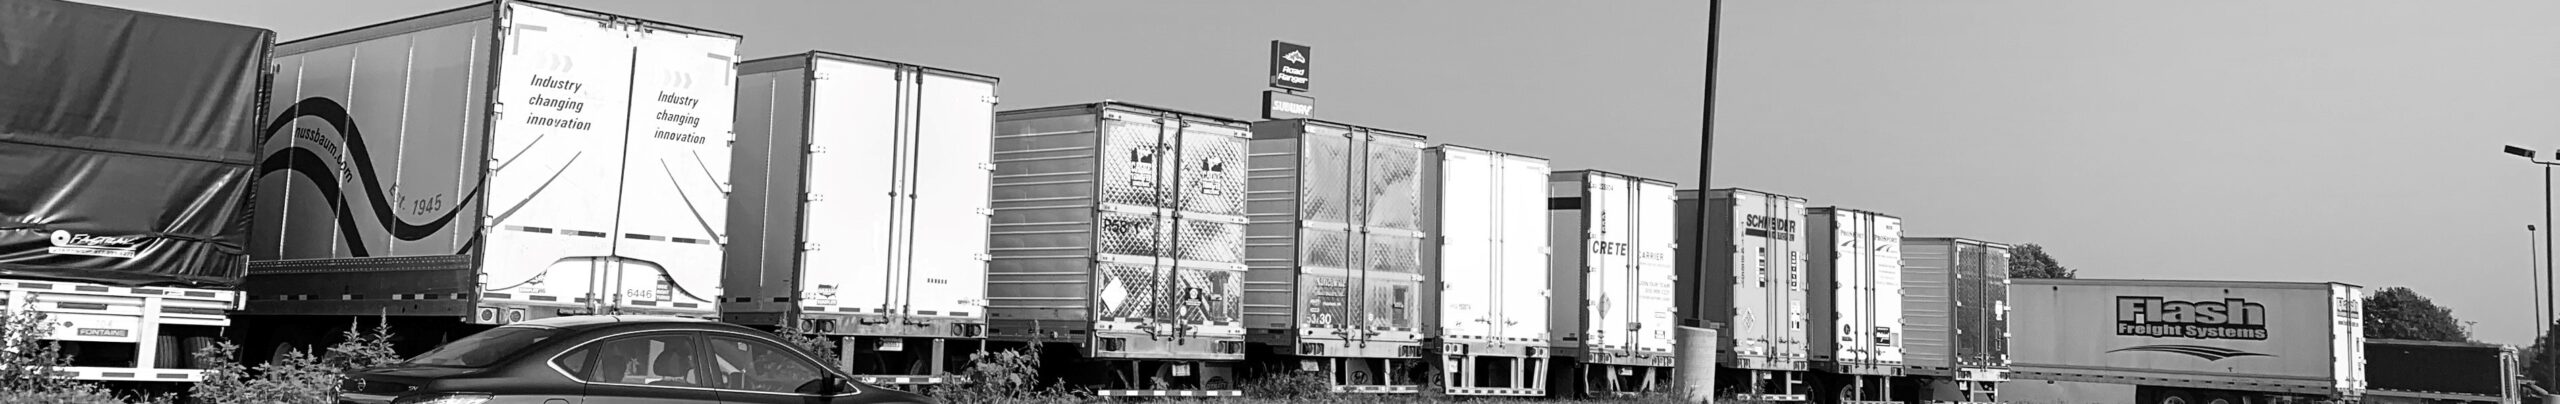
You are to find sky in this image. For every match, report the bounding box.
[90,0,2560,345]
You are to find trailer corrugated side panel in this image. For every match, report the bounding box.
[1806,208,1904,373]
[722,53,996,332]
[987,103,1248,360]
[2009,279,2365,396]
[1900,238,1957,375]
[250,2,737,320]
[1700,189,1809,371]
[1549,172,1677,367]
[1245,119,1428,357]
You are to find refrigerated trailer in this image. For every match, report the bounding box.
[1421,145,1555,397]
[1241,119,1432,394]
[2006,279,2367,404]
[722,51,998,386]
[0,0,272,383]
[1549,171,1680,397]
[241,0,739,358]
[987,102,1253,397]
[1806,207,1906,404]
[1683,188,1812,402]
[1899,237,2014,403]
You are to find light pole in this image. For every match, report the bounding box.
[2534,224,2545,353]
[2504,145,2554,384]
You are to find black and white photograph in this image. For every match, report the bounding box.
[0,1,2549,403]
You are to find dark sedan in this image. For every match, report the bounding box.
[337,315,934,404]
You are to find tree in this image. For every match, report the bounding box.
[2522,322,2560,393]
[2008,243,2076,279]
[2361,287,2471,342]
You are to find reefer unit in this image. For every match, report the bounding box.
[987,102,1252,395]
[1421,145,1553,397]
[248,1,739,324]
[1549,171,1679,395]
[1901,238,2010,380]
[1241,119,1430,393]
[2008,279,2366,401]
[722,51,997,383]
[1805,208,1904,376]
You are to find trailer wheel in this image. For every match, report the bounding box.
[179,337,218,369]
[2201,391,2240,404]
[155,336,181,370]
[2156,389,2198,404]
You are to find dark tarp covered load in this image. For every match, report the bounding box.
[0,0,274,287]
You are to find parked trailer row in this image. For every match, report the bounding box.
[16,2,2478,403]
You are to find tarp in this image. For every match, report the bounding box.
[0,0,274,287]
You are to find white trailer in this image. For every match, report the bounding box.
[723,51,998,386]
[242,0,738,359]
[1685,188,1814,402]
[1806,207,1906,404]
[1422,145,1555,396]
[2005,279,2367,404]
[1549,171,1680,397]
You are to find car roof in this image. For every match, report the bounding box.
[501,315,722,331]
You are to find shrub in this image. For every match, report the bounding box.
[931,342,1080,404]
[191,314,402,404]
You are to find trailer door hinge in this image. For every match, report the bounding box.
[982,95,1000,104]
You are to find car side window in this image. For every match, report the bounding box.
[559,333,705,387]
[704,334,828,395]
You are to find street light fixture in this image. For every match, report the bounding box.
[2503,144,2556,384]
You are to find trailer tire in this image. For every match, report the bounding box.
[155,335,181,370]
[2201,391,2240,404]
[179,336,218,369]
[2156,389,2199,404]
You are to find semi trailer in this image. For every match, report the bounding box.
[1897,237,2015,403]
[1421,145,1556,397]
[2006,278,2367,404]
[1806,207,1906,404]
[1241,119,1432,394]
[241,0,740,359]
[2364,339,2518,404]
[722,51,999,386]
[0,0,273,383]
[1684,188,1813,402]
[1550,171,1681,397]
[986,102,1254,397]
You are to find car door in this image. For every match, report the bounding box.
[552,331,722,403]
[704,333,863,404]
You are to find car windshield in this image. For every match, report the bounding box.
[404,326,559,367]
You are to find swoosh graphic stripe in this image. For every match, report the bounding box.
[258,97,484,255]
[659,160,721,242]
